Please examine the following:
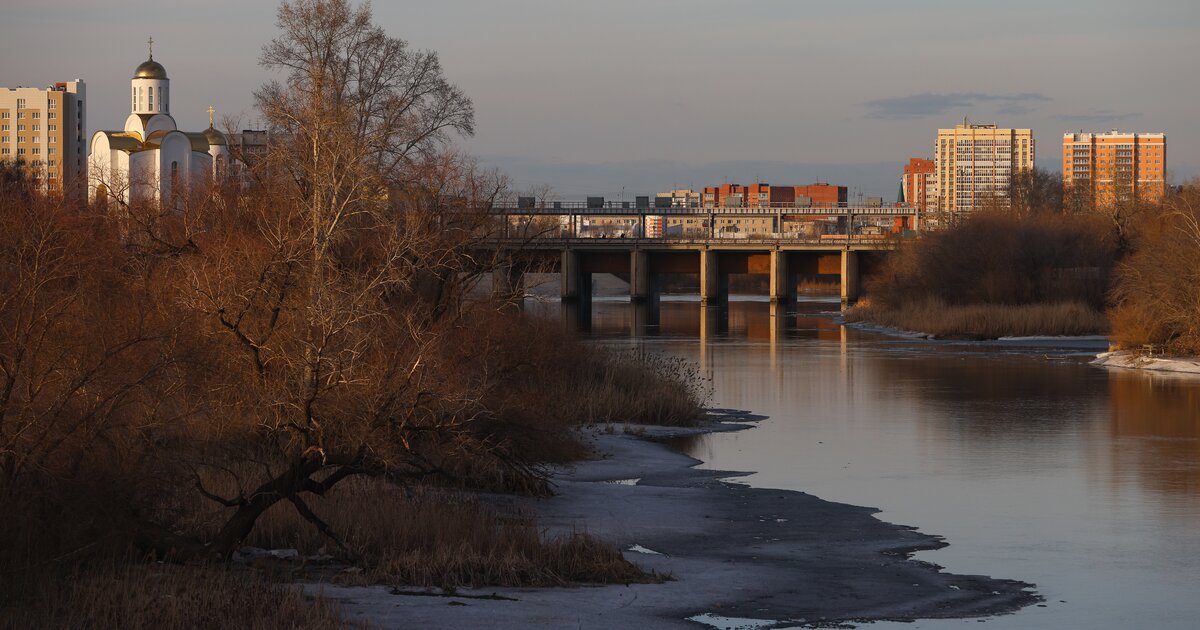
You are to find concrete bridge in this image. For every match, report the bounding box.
[487,238,889,305]
[478,202,912,304]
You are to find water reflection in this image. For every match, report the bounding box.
[527,296,1200,629]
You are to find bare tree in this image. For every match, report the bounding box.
[152,0,533,560]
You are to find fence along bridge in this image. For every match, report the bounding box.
[482,201,919,304]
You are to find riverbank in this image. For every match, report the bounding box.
[843,299,1108,341]
[306,417,1039,629]
[1092,351,1200,375]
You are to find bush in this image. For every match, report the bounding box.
[869,211,1116,311]
[1109,186,1200,355]
[853,211,1117,337]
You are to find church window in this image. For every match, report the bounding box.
[148,89,153,110]
[132,87,136,110]
[157,87,162,112]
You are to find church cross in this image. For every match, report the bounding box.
[148,36,154,59]
[207,106,216,127]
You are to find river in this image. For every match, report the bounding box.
[530,295,1200,629]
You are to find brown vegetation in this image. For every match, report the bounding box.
[846,298,1108,339]
[0,0,705,624]
[247,478,658,588]
[2,564,344,630]
[857,210,1116,338]
[1109,185,1200,355]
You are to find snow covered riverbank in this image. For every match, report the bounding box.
[302,418,1039,629]
[1092,351,1200,375]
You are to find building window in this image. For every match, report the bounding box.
[31,112,40,119]
[31,148,40,155]
[48,112,56,119]
[47,148,56,154]
[31,125,39,132]
[47,124,55,131]
[16,98,24,109]
[16,113,24,119]
[0,148,8,155]
[0,112,7,119]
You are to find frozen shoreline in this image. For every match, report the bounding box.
[305,416,1039,628]
[1092,350,1200,375]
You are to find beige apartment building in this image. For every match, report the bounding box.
[0,81,86,195]
[934,119,1034,215]
[1062,130,1165,207]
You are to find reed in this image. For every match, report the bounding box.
[846,298,1108,339]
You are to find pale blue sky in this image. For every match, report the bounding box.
[3,0,1198,197]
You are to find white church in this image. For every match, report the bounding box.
[89,42,230,205]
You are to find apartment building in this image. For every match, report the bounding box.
[0,81,86,195]
[1062,130,1166,207]
[934,119,1034,215]
[901,157,936,211]
[654,188,701,207]
[701,182,848,208]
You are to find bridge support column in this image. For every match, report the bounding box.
[840,250,860,305]
[770,249,789,303]
[700,249,724,305]
[560,249,579,301]
[493,259,523,304]
[630,249,649,302]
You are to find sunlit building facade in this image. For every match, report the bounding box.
[0,81,87,195]
[1062,130,1166,207]
[934,119,1034,215]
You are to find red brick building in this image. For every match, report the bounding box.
[902,158,936,211]
[703,182,847,208]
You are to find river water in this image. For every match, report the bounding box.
[532,295,1200,629]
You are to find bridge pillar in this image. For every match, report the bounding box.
[840,250,860,305]
[700,249,725,305]
[770,249,790,303]
[493,260,524,304]
[630,249,650,302]
[560,249,579,301]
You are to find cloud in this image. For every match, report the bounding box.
[863,92,1052,120]
[1052,110,1141,124]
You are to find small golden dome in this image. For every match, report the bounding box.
[134,58,168,80]
[203,126,227,146]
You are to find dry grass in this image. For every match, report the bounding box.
[795,278,840,295]
[846,297,1109,339]
[567,348,710,427]
[246,478,659,588]
[1,562,344,630]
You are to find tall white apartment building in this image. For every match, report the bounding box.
[934,119,1034,215]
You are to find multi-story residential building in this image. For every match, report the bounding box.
[701,182,848,208]
[654,188,701,207]
[1062,130,1166,207]
[934,119,1034,215]
[901,157,936,211]
[0,80,87,195]
[792,183,847,207]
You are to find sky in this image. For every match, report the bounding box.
[3,0,1199,199]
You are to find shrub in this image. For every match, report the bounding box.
[1109,185,1200,355]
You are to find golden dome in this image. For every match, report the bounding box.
[203,126,227,146]
[133,58,168,80]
